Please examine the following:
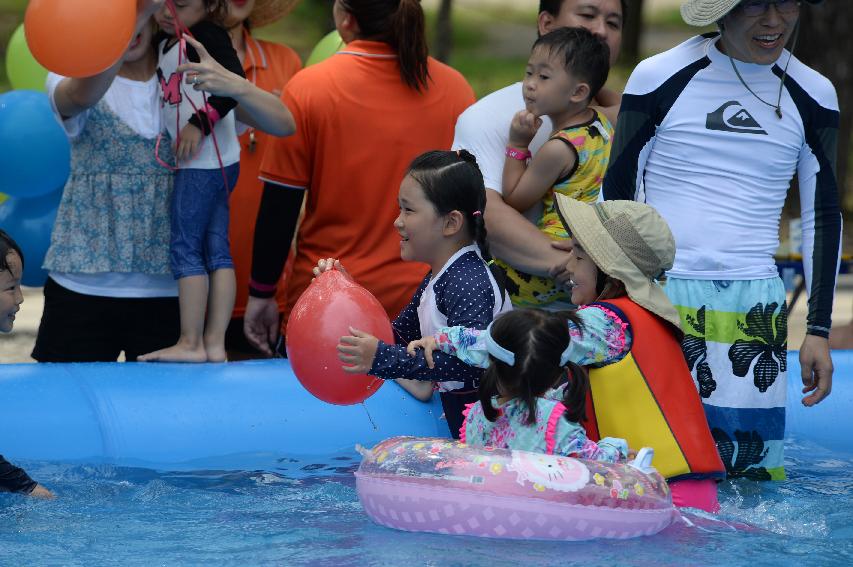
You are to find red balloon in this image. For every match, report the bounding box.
[286,270,392,405]
[25,0,136,78]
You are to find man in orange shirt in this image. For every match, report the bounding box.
[222,0,302,358]
[245,0,475,355]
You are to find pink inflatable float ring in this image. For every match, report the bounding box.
[356,436,677,540]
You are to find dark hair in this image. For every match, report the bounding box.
[532,27,610,101]
[339,0,430,91]
[479,309,589,426]
[595,269,627,299]
[204,0,230,26]
[0,229,24,273]
[539,0,628,25]
[407,150,508,298]
[406,150,487,256]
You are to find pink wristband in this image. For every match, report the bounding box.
[505,146,531,161]
[203,103,222,125]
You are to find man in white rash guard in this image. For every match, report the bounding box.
[604,0,841,480]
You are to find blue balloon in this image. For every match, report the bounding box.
[0,188,62,286]
[0,90,70,198]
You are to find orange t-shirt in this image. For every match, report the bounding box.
[259,40,475,332]
[229,32,302,318]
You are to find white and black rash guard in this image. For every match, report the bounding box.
[604,33,842,337]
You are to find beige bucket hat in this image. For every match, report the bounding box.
[681,0,820,27]
[554,196,682,333]
[249,0,301,28]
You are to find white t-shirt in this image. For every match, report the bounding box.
[46,72,177,298]
[157,38,240,169]
[451,82,553,202]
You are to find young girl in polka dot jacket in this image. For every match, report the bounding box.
[313,150,511,437]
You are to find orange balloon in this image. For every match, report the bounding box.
[286,270,393,405]
[25,0,136,78]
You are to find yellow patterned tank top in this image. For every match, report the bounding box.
[496,110,613,308]
[539,109,613,239]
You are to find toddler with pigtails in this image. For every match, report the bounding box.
[460,308,627,462]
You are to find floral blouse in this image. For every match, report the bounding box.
[433,303,632,369]
[461,397,627,462]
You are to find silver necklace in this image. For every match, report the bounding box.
[728,55,784,118]
[725,20,800,120]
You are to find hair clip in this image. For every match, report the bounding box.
[485,322,515,366]
[472,210,482,216]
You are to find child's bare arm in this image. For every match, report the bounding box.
[502,110,540,204]
[503,139,577,212]
[394,379,434,401]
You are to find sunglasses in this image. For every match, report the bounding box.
[737,0,801,17]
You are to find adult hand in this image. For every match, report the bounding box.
[406,336,438,369]
[508,110,542,149]
[800,334,833,406]
[174,123,202,162]
[177,36,249,99]
[337,327,379,374]
[244,296,280,356]
[548,239,574,288]
[29,484,55,499]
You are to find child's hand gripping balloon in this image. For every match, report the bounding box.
[338,326,380,374]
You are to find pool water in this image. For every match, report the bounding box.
[1,438,851,566]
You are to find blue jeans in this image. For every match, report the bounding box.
[169,164,240,279]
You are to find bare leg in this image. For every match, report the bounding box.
[395,379,434,401]
[204,268,236,362]
[138,275,208,362]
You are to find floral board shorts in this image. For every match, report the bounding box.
[665,276,787,480]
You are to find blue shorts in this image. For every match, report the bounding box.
[170,164,240,279]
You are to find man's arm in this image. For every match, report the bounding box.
[795,83,842,406]
[484,189,569,276]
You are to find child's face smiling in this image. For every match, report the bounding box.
[0,252,24,333]
[394,175,445,266]
[156,0,210,35]
[566,238,599,306]
[522,46,582,118]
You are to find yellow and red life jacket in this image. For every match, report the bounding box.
[581,297,725,481]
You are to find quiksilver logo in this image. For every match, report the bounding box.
[706,101,767,135]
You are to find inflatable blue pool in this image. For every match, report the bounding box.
[1,351,850,468]
[0,359,447,470]
[1,353,851,565]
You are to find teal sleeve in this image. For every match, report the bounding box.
[433,326,490,369]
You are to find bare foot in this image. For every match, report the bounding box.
[138,341,207,362]
[205,344,228,363]
[29,484,55,499]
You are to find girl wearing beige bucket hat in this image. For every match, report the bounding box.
[409,197,726,512]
